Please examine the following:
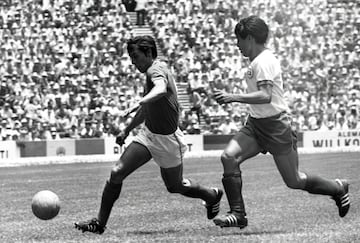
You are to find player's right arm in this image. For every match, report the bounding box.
[213,83,272,105]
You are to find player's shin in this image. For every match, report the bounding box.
[222,172,246,217]
[181,179,217,203]
[304,174,342,196]
[161,165,216,203]
[97,180,122,227]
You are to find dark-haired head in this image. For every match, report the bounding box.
[127,35,158,58]
[235,15,269,44]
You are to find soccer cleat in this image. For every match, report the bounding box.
[213,213,248,229]
[332,179,350,217]
[203,188,223,219]
[74,218,106,234]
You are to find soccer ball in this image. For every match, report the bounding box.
[31,190,60,220]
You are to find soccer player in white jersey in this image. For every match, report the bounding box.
[212,15,350,229]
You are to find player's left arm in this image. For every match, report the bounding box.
[214,81,273,104]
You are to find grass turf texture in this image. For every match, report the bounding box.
[1,152,359,243]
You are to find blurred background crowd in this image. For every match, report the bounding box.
[0,0,359,141]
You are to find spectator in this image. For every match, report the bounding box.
[218,116,237,135]
[123,0,137,12]
[348,92,359,117]
[80,119,96,138]
[68,124,80,139]
[135,0,147,26]
[189,89,202,123]
[93,121,104,138]
[336,116,349,130]
[50,126,61,140]
[186,120,201,135]
[0,103,13,119]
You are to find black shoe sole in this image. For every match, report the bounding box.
[213,217,248,229]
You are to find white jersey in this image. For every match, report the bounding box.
[245,49,289,118]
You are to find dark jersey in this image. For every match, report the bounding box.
[143,60,180,135]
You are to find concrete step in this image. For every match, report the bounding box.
[127,12,137,23]
[132,27,152,32]
[179,99,190,103]
[177,83,190,111]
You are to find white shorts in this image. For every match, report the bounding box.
[132,125,187,168]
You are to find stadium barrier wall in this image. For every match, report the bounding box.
[203,132,303,150]
[103,134,204,156]
[0,141,21,159]
[303,130,360,148]
[1,135,204,159]
[203,134,233,150]
[2,131,360,167]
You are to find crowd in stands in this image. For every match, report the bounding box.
[0,0,359,141]
[149,0,360,134]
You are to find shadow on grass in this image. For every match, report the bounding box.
[128,228,180,235]
[128,227,287,237]
[218,229,287,236]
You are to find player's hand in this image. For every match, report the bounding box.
[115,130,129,146]
[213,90,235,104]
[120,103,141,118]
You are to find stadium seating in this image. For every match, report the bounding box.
[0,0,359,141]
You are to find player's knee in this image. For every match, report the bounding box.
[285,180,301,189]
[165,183,182,193]
[221,152,238,169]
[165,179,189,194]
[284,176,305,190]
[110,163,126,184]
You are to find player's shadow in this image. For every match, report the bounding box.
[128,228,286,236]
[128,228,180,235]
[218,229,287,236]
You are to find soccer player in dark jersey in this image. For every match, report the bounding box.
[74,35,223,234]
[211,16,350,229]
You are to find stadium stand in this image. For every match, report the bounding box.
[0,0,359,141]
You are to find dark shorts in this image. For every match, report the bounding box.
[239,112,297,155]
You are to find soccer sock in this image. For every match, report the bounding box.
[304,174,342,196]
[222,172,246,216]
[161,165,216,203]
[97,180,122,227]
[181,179,217,203]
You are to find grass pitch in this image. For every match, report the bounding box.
[1,152,359,243]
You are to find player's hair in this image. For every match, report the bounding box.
[127,35,158,58]
[234,15,269,44]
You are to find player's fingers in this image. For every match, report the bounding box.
[213,93,222,100]
[213,91,222,97]
[215,97,224,104]
[214,97,221,104]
